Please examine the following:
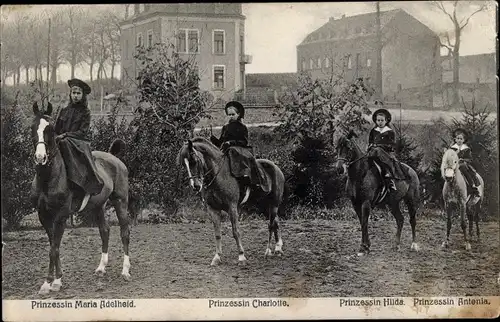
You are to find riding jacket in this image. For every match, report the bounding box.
[210,120,249,150]
[368,126,396,153]
[450,144,473,165]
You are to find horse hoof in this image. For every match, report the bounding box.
[38,282,51,295]
[210,254,221,266]
[465,243,471,251]
[275,249,284,257]
[95,268,106,276]
[50,279,62,292]
[393,245,401,252]
[121,272,131,281]
[264,248,273,257]
[441,242,448,249]
[357,252,366,257]
[411,243,420,252]
[238,254,248,266]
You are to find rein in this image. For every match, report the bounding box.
[187,148,227,190]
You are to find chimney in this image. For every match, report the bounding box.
[329,16,335,22]
[342,14,346,18]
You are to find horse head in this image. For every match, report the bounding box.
[441,148,460,183]
[177,138,207,192]
[335,130,359,175]
[31,101,55,166]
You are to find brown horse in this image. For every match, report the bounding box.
[335,131,420,256]
[30,102,131,295]
[440,148,484,250]
[177,137,285,265]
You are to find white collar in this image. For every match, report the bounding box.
[374,126,392,133]
[451,143,469,151]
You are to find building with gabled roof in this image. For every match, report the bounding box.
[297,9,441,105]
[119,4,252,102]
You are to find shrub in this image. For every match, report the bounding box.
[1,92,35,230]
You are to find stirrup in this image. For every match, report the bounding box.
[78,194,91,212]
[240,187,250,205]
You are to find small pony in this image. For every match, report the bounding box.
[177,137,286,265]
[30,102,131,295]
[440,148,484,250]
[335,131,421,256]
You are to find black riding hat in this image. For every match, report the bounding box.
[68,78,91,95]
[452,128,469,141]
[372,108,392,124]
[225,101,245,119]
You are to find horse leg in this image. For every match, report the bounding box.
[208,206,222,266]
[228,205,247,265]
[467,207,474,240]
[95,205,110,276]
[475,203,481,242]
[405,198,419,252]
[390,201,404,251]
[357,200,371,256]
[38,210,54,295]
[49,215,67,292]
[460,202,471,250]
[112,197,131,280]
[265,206,283,257]
[441,204,452,248]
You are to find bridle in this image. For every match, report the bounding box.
[337,138,366,167]
[185,147,226,190]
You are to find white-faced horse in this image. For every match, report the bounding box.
[440,148,484,250]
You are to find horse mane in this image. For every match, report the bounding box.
[191,136,220,158]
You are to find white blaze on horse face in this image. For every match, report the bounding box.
[184,158,195,188]
[35,119,49,164]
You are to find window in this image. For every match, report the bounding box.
[213,30,225,54]
[136,32,143,47]
[147,30,153,48]
[347,55,352,69]
[213,65,225,89]
[367,58,372,67]
[176,29,199,53]
[325,57,330,68]
[317,58,322,69]
[309,59,314,69]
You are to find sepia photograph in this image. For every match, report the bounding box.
[1,2,499,320]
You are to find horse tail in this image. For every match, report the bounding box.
[109,138,127,160]
[278,181,290,219]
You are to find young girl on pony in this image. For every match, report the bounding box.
[450,128,480,196]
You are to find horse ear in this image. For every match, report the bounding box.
[33,101,40,115]
[45,102,53,116]
[443,147,448,153]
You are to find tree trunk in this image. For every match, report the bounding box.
[16,67,21,85]
[452,25,461,107]
[51,64,57,88]
[375,1,383,100]
[111,62,115,79]
[89,62,94,82]
[70,53,76,79]
[25,67,30,84]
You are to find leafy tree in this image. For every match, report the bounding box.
[1,92,35,230]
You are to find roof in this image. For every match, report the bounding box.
[299,9,420,45]
[246,73,298,90]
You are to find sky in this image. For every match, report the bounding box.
[1,1,496,82]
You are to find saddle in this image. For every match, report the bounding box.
[226,146,271,195]
[370,160,410,205]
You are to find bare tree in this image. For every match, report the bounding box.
[431,1,489,106]
[62,6,86,79]
[82,13,98,81]
[102,11,121,80]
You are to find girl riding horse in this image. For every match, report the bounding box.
[450,128,481,196]
[210,101,269,200]
[54,79,104,209]
[367,104,404,191]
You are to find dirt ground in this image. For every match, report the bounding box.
[2,217,499,300]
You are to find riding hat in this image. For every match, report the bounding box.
[372,108,392,124]
[68,78,91,95]
[225,101,245,119]
[452,128,469,141]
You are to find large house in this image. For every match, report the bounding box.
[120,4,252,101]
[296,9,442,106]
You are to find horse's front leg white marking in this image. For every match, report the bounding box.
[411,242,420,252]
[184,158,195,189]
[121,255,131,281]
[50,278,62,292]
[39,281,51,295]
[95,252,108,274]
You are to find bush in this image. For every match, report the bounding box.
[1,92,35,230]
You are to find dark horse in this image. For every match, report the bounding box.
[30,102,131,295]
[177,137,285,265]
[335,131,420,256]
